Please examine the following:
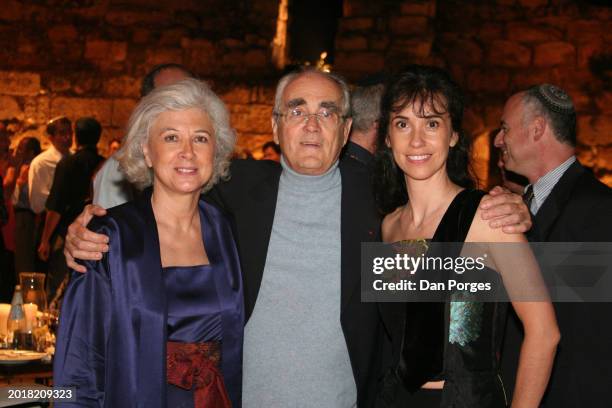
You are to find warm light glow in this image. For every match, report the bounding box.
[316,51,332,72]
[472,130,491,189]
[271,0,289,69]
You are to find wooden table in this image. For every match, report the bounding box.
[0,360,52,387]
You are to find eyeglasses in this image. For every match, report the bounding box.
[276,107,346,127]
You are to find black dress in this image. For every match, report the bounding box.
[392,189,509,408]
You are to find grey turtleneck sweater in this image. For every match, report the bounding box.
[242,158,357,407]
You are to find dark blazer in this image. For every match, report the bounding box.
[501,160,612,407]
[207,158,388,407]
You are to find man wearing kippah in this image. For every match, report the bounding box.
[495,84,612,408]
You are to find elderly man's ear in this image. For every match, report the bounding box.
[271,117,280,145]
[342,118,353,146]
[531,116,546,143]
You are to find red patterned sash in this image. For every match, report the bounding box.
[166,341,232,408]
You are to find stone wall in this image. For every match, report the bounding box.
[0,0,279,157]
[1,0,610,181]
[335,0,612,186]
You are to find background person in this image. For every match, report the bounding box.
[496,84,612,408]
[38,117,105,301]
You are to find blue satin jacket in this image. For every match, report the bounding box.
[53,189,244,407]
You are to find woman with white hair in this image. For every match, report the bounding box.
[53,79,243,408]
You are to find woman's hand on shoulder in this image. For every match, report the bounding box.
[64,204,110,273]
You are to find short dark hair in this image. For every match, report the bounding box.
[140,63,194,97]
[523,86,576,147]
[22,137,42,156]
[262,141,280,154]
[372,65,474,215]
[75,117,102,147]
[46,116,72,137]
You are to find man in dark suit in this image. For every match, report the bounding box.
[496,84,612,407]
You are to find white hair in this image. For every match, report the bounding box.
[116,78,236,192]
[272,68,351,123]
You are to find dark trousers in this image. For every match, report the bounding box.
[13,208,37,274]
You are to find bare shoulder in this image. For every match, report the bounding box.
[381,207,403,243]
[466,200,527,243]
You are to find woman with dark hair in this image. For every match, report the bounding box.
[374,65,559,407]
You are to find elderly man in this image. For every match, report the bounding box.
[496,84,612,408]
[65,68,530,407]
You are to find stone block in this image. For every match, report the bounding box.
[390,38,433,59]
[0,95,22,120]
[518,0,548,8]
[186,50,219,76]
[578,41,604,68]
[533,42,576,67]
[487,40,531,67]
[0,71,40,96]
[578,115,612,146]
[531,16,572,31]
[509,69,552,90]
[595,92,612,113]
[47,77,72,93]
[50,97,113,126]
[570,90,592,113]
[160,29,187,46]
[48,25,78,43]
[484,104,504,129]
[343,0,384,18]
[595,146,612,171]
[567,20,605,43]
[464,107,485,135]
[229,104,273,134]
[339,17,374,32]
[72,76,103,96]
[146,48,183,67]
[112,98,137,128]
[132,29,150,44]
[479,23,504,41]
[0,0,22,21]
[506,23,562,43]
[334,52,385,74]
[221,51,246,72]
[244,49,269,69]
[85,40,127,62]
[220,39,244,49]
[400,0,436,17]
[103,75,141,98]
[23,96,50,126]
[369,35,390,51]
[336,36,368,51]
[220,86,252,105]
[389,16,430,36]
[105,10,166,26]
[440,39,483,66]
